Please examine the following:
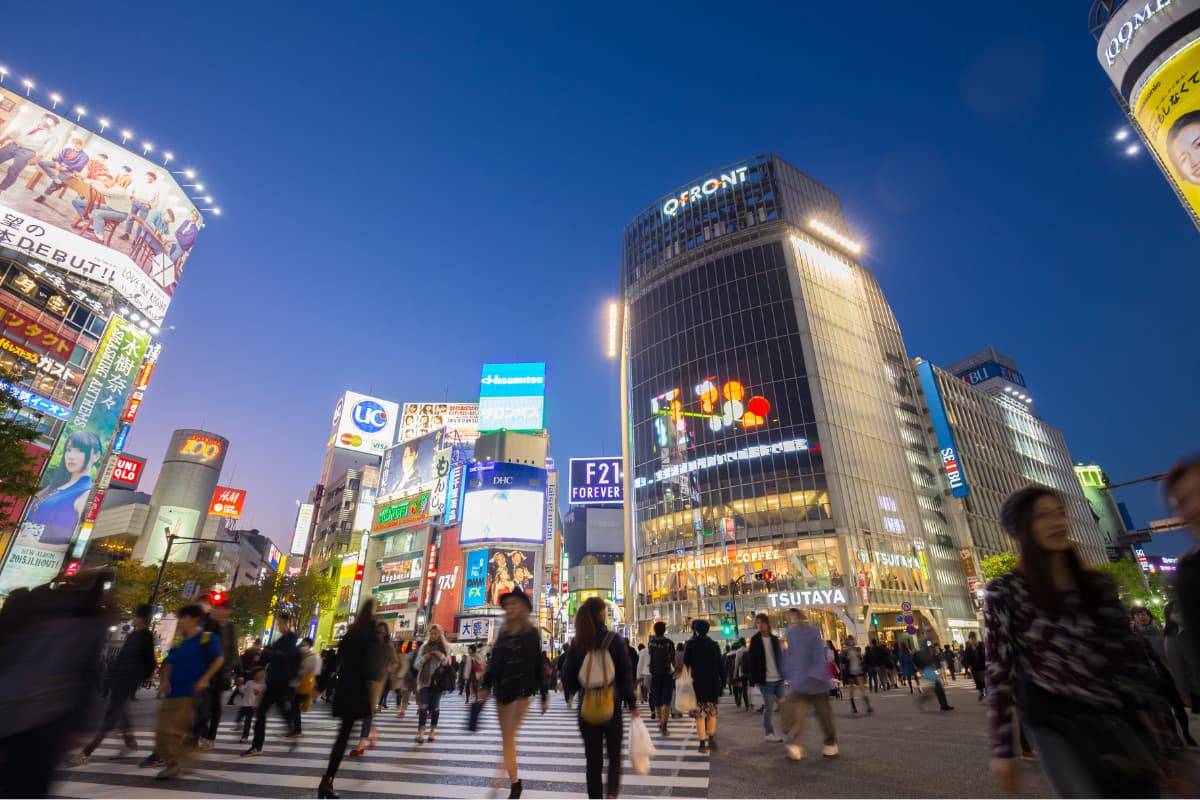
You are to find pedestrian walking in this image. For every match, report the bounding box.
[733,639,752,710]
[636,643,650,705]
[838,635,873,714]
[865,639,880,693]
[914,639,953,711]
[986,485,1172,797]
[413,624,449,743]
[318,599,379,799]
[394,642,415,716]
[1166,459,1200,647]
[683,618,724,753]
[318,646,339,703]
[154,604,224,780]
[943,644,958,682]
[479,588,547,799]
[236,668,265,741]
[646,620,675,736]
[779,607,838,761]
[295,637,321,715]
[746,612,787,740]
[898,641,919,693]
[346,623,395,756]
[462,644,484,703]
[1164,602,1200,713]
[243,611,300,756]
[1131,607,1197,747]
[198,599,237,750]
[69,603,157,765]
[962,631,987,701]
[562,596,637,799]
[671,642,685,718]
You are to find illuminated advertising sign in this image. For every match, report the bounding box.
[431,527,463,632]
[352,487,376,533]
[545,468,557,544]
[289,503,315,557]
[371,491,431,533]
[378,428,444,501]
[916,361,970,498]
[112,423,131,453]
[1133,36,1200,224]
[765,587,850,608]
[121,391,143,423]
[0,379,70,420]
[0,85,206,324]
[486,547,537,606]
[443,463,465,526]
[633,438,808,488]
[463,548,488,609]
[141,505,202,566]
[379,555,424,585]
[458,616,494,641]
[460,462,547,543]
[477,362,545,432]
[399,401,479,446]
[661,166,749,217]
[651,379,772,446]
[329,390,399,456]
[208,486,247,518]
[109,453,146,491]
[0,316,148,594]
[0,304,77,361]
[268,544,281,571]
[175,432,224,465]
[568,457,624,505]
[956,360,1026,388]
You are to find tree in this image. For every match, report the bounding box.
[228,579,277,635]
[980,552,1018,580]
[276,571,336,632]
[0,368,48,525]
[1097,557,1168,611]
[110,558,224,619]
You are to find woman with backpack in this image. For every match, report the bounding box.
[413,625,450,744]
[318,600,379,799]
[480,588,548,799]
[683,619,724,753]
[562,596,637,799]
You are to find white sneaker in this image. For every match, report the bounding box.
[197,739,214,751]
[786,744,803,761]
[764,733,784,742]
[822,744,839,757]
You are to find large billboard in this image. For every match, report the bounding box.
[486,547,538,606]
[0,316,148,593]
[1133,36,1200,223]
[208,486,247,519]
[463,548,488,609]
[477,362,545,432]
[916,362,970,499]
[460,461,546,543]
[430,526,463,633]
[399,402,479,446]
[141,505,202,566]
[289,502,315,556]
[378,428,444,501]
[328,391,399,457]
[372,491,431,533]
[0,85,204,324]
[568,457,624,506]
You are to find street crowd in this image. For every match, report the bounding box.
[2,457,1200,797]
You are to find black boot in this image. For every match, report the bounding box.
[850,699,858,713]
[935,683,954,711]
[509,780,523,799]
[318,778,339,798]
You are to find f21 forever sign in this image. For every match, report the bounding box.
[568,457,623,506]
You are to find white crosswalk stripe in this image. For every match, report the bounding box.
[55,695,710,798]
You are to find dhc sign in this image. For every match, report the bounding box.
[662,166,749,217]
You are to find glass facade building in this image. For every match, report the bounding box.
[622,154,973,645]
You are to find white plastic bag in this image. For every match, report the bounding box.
[628,715,657,775]
[674,669,697,714]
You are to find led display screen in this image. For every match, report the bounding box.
[459,461,546,543]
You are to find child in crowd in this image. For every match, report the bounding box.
[238,668,266,742]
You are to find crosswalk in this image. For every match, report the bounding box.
[54,695,710,798]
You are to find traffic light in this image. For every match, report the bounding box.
[208,589,227,607]
[721,616,736,638]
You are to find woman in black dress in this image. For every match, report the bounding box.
[318,599,379,799]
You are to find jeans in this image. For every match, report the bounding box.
[781,692,837,747]
[82,689,137,755]
[579,711,623,799]
[867,666,879,692]
[758,680,786,734]
[0,143,35,192]
[71,196,127,239]
[418,686,442,729]
[252,682,295,749]
[124,200,150,235]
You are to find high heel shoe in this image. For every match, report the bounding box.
[318,778,340,798]
[348,746,366,758]
[508,779,523,799]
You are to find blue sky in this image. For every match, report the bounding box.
[4,2,1195,547]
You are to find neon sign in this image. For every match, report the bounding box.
[662,166,749,217]
[634,437,809,488]
[652,379,772,447]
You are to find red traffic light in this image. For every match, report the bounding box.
[63,560,80,576]
[208,590,227,606]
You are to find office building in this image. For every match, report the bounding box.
[1074,463,1129,560]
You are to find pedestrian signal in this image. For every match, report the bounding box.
[721,616,736,638]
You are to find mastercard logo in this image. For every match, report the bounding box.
[340,433,363,447]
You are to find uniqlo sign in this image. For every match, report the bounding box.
[109,455,147,491]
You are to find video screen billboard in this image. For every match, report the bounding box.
[568,457,623,505]
[463,548,488,609]
[459,462,546,543]
[0,86,204,324]
[379,428,444,501]
[329,391,399,457]
[486,547,538,606]
[478,362,545,432]
[0,316,148,594]
[399,402,479,446]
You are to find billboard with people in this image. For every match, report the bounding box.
[0,86,205,323]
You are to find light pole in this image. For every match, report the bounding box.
[147,529,241,612]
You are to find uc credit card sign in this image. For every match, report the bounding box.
[568,457,623,506]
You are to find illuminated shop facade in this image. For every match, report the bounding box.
[622,154,974,645]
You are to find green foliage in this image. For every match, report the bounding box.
[275,571,336,630]
[0,369,48,525]
[1097,557,1169,611]
[980,551,1018,580]
[228,578,277,635]
[110,559,224,619]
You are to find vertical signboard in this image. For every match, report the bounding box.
[290,503,315,557]
[916,361,970,498]
[0,317,148,594]
[463,548,488,609]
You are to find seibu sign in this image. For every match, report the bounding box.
[662,166,749,217]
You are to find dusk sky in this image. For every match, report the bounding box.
[5,2,1195,550]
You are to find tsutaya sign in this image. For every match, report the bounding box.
[662,166,749,217]
[766,588,850,608]
[668,547,780,574]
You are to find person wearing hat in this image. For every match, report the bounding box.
[480,587,547,799]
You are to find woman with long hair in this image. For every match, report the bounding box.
[985,486,1170,797]
[29,431,103,545]
[480,588,547,799]
[348,623,394,757]
[413,624,449,744]
[318,599,379,799]
[562,596,636,799]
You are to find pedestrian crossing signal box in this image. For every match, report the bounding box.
[720,616,736,638]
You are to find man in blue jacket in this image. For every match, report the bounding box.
[780,607,838,761]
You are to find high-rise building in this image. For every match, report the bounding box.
[1074,462,1129,560]
[621,154,972,645]
[308,464,378,644]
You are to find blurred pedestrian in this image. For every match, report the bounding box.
[746,612,787,740]
[154,604,224,780]
[562,596,636,799]
[199,598,237,750]
[646,621,675,736]
[898,641,919,694]
[986,485,1170,797]
[636,643,650,705]
[243,612,300,756]
[915,639,953,711]
[962,631,987,701]
[348,623,394,755]
[780,607,838,761]
[838,634,872,714]
[70,603,157,764]
[394,641,415,716]
[318,600,379,799]
[1164,602,1200,713]
[414,624,448,743]
[1166,458,1200,650]
[481,588,547,799]
[295,637,321,715]
[1131,607,1197,747]
[683,619,724,753]
[462,644,483,703]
